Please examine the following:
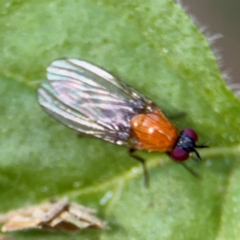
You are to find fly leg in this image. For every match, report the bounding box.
[167,111,186,119]
[167,152,200,178]
[180,162,200,178]
[129,149,149,188]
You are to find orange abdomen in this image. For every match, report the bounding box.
[130,107,178,152]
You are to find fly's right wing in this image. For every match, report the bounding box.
[37,59,152,145]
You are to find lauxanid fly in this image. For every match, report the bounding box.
[37,59,207,186]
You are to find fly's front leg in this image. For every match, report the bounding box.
[167,111,186,119]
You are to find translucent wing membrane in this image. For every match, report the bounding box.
[38,59,151,145]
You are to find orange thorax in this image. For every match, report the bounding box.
[130,108,178,152]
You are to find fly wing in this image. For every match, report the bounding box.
[37,59,151,145]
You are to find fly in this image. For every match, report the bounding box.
[37,59,207,186]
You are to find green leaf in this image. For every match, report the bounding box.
[1,0,240,239]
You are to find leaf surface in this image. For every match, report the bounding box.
[0,0,240,239]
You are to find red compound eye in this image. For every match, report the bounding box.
[170,147,190,161]
[183,128,198,141]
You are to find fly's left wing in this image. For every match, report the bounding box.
[37,59,152,145]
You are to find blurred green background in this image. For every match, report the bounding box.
[181,0,240,85]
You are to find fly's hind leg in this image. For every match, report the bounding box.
[129,149,149,188]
